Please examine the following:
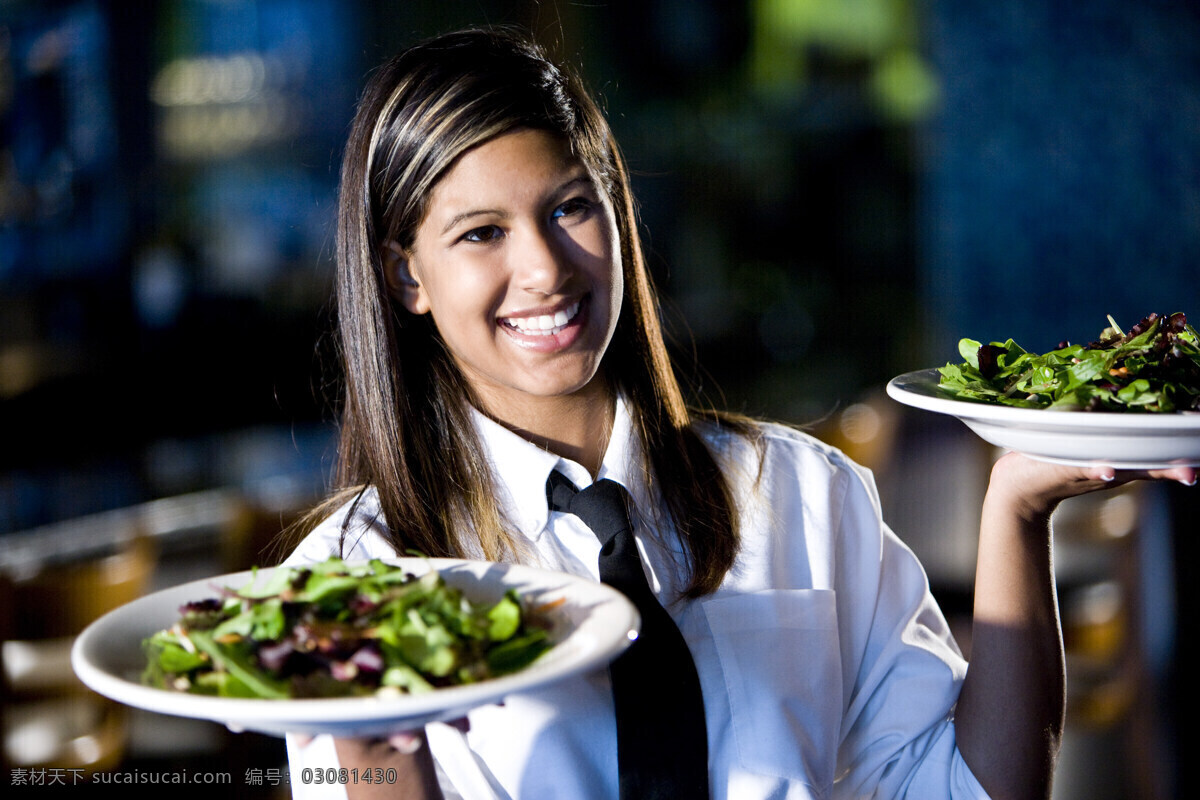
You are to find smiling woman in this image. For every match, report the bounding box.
[276,24,1196,800]
[310,26,743,589]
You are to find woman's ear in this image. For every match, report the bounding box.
[381,241,430,315]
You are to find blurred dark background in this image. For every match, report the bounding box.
[2,0,1198,797]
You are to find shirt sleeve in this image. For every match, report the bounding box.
[831,460,990,799]
[281,492,393,567]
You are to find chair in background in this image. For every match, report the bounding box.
[1,534,157,774]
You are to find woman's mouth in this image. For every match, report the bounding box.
[499,301,582,337]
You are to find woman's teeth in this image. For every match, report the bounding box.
[504,301,580,335]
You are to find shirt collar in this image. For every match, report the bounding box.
[469,395,645,542]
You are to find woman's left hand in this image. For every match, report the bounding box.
[985,451,1197,524]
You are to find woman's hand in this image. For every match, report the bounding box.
[291,722,467,800]
[985,451,1197,524]
[333,731,443,800]
[957,452,1194,800]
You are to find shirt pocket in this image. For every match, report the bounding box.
[702,589,841,790]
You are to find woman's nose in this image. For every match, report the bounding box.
[512,226,570,294]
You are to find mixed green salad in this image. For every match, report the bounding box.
[142,558,553,699]
[938,312,1200,412]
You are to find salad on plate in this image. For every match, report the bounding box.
[937,312,1200,413]
[142,557,554,700]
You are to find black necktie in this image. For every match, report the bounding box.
[546,470,710,800]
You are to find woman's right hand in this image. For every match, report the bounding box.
[333,732,444,800]
[289,728,448,800]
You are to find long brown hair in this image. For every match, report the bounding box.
[303,26,753,598]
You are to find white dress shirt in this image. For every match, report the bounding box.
[283,399,989,799]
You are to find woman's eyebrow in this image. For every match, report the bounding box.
[440,207,506,236]
[557,173,594,192]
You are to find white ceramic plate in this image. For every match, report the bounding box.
[72,558,639,738]
[887,368,1200,468]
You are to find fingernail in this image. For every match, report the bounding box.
[388,733,423,754]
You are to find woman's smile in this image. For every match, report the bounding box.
[499,298,586,349]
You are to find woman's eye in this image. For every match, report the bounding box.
[552,197,592,220]
[462,225,503,243]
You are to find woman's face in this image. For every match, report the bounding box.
[391,128,623,420]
